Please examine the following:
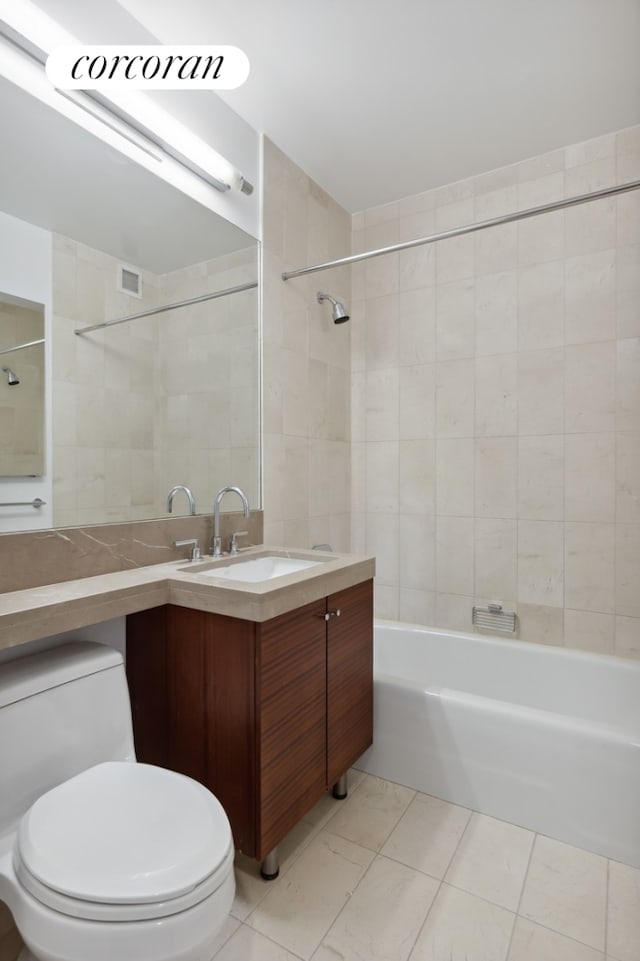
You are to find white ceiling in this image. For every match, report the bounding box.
[117,0,640,212]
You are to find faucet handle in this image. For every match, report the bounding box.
[174,538,201,562]
[229,531,249,555]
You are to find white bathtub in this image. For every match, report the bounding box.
[357,620,640,867]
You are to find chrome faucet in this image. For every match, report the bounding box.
[166,485,196,515]
[211,486,250,556]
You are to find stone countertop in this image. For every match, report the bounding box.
[0,547,376,651]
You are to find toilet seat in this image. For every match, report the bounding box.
[14,761,234,922]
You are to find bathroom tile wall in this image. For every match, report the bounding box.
[351,125,640,658]
[52,234,160,526]
[155,247,260,517]
[261,138,352,550]
[0,301,44,476]
[51,238,259,527]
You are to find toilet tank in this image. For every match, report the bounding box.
[0,641,136,835]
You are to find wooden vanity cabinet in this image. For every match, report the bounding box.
[126,578,373,861]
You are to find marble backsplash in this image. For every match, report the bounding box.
[0,511,264,594]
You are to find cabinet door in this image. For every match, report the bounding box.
[326,579,374,787]
[257,598,327,858]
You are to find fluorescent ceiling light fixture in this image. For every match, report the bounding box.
[0,0,253,195]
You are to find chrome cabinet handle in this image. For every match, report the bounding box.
[315,609,341,621]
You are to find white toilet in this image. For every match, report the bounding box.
[0,641,235,961]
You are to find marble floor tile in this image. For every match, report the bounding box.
[224,778,637,961]
[209,916,242,958]
[231,852,276,921]
[381,792,471,880]
[324,773,416,851]
[519,835,607,951]
[214,924,302,961]
[444,812,535,911]
[409,883,515,961]
[314,854,440,961]
[607,859,640,961]
[507,917,604,961]
[247,830,375,960]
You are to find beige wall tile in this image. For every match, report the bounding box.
[398,588,435,626]
[399,365,435,439]
[616,337,640,431]
[475,438,517,518]
[518,261,565,350]
[436,280,475,360]
[565,433,615,522]
[475,271,518,355]
[565,250,616,345]
[518,349,564,435]
[399,287,436,365]
[564,522,615,614]
[518,209,564,265]
[616,244,640,339]
[475,518,517,600]
[566,198,616,259]
[436,516,474,595]
[565,342,616,433]
[563,609,615,656]
[518,435,564,521]
[475,353,518,436]
[436,438,474,516]
[517,520,564,607]
[399,242,436,291]
[616,524,640,618]
[399,514,436,592]
[435,359,475,436]
[475,222,518,276]
[351,127,640,655]
[616,432,640,523]
[364,293,399,369]
[366,513,399,586]
[436,234,475,284]
[615,615,640,659]
[399,439,435,515]
[366,368,399,442]
[617,190,640,246]
[435,591,475,632]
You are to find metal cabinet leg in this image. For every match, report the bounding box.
[260,847,279,880]
[332,773,348,800]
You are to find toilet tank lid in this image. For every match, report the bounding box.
[0,642,122,708]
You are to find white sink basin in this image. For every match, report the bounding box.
[190,555,322,583]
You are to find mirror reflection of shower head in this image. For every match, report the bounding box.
[317,291,350,324]
[2,367,19,386]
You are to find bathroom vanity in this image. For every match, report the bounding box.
[0,545,374,875]
[126,577,374,871]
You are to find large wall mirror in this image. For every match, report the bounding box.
[0,74,260,533]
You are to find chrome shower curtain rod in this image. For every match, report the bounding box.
[0,338,44,356]
[74,280,258,335]
[281,178,640,280]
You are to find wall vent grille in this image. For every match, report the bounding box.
[117,264,142,298]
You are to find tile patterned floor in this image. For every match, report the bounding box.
[212,771,640,961]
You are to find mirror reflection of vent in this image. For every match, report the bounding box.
[117,264,142,299]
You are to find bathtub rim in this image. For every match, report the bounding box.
[374,617,640,673]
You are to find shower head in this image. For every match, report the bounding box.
[317,291,350,324]
[2,366,19,386]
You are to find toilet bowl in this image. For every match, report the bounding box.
[0,642,236,961]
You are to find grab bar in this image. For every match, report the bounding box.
[0,498,46,508]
